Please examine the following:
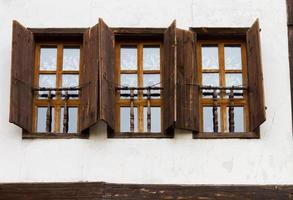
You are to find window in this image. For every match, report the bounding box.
[115,42,162,134]
[191,19,266,139]
[33,43,81,134]
[197,41,249,133]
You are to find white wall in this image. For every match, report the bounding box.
[0,0,292,184]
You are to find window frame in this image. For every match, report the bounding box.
[108,28,174,139]
[22,29,89,139]
[191,27,260,139]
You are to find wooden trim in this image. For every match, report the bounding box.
[190,27,248,40]
[22,129,89,139]
[1,182,293,199]
[193,131,259,139]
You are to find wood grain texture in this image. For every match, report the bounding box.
[98,18,116,130]
[1,182,293,200]
[9,20,35,132]
[190,27,248,40]
[79,25,99,132]
[175,28,199,131]
[246,19,266,132]
[287,0,293,25]
[162,20,176,132]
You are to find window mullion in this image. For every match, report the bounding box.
[138,43,144,132]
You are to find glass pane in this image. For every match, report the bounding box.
[37,107,55,132]
[120,74,138,98]
[40,47,57,71]
[62,74,79,97]
[143,107,161,132]
[202,46,219,69]
[203,107,221,132]
[39,74,56,98]
[121,45,137,70]
[202,73,219,86]
[143,74,160,87]
[224,46,242,70]
[63,47,80,71]
[120,107,138,132]
[60,107,78,133]
[143,46,160,70]
[226,107,244,132]
[225,73,242,87]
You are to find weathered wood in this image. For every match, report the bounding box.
[287,0,293,25]
[162,20,176,132]
[130,89,135,132]
[9,20,35,133]
[288,27,293,132]
[1,182,293,200]
[213,90,219,132]
[99,18,116,130]
[175,28,199,131]
[46,90,52,133]
[229,90,235,132]
[147,88,151,132]
[63,91,69,133]
[191,27,248,39]
[246,19,266,132]
[79,24,99,132]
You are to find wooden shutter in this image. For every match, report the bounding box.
[162,20,176,131]
[98,18,115,130]
[79,24,99,132]
[247,19,266,131]
[9,21,35,132]
[175,29,199,131]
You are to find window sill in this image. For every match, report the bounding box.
[108,132,174,139]
[193,131,259,139]
[22,130,89,139]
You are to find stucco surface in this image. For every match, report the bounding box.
[0,0,292,184]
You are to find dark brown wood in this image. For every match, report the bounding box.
[212,90,219,132]
[46,90,52,133]
[246,19,266,132]
[175,28,199,131]
[288,27,293,132]
[2,182,293,200]
[147,88,151,132]
[79,25,99,132]
[229,90,235,132]
[287,0,293,25]
[162,20,176,132]
[130,89,135,132]
[9,20,35,133]
[63,91,69,133]
[98,18,116,130]
[190,27,248,40]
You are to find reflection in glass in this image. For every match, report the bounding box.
[225,73,242,87]
[202,73,219,86]
[40,47,57,70]
[224,46,242,70]
[62,74,79,97]
[202,46,219,69]
[143,46,160,70]
[121,45,137,70]
[120,107,138,132]
[39,74,56,98]
[226,107,244,132]
[143,107,161,132]
[143,74,160,87]
[203,107,221,132]
[60,107,78,133]
[63,47,80,71]
[37,107,55,132]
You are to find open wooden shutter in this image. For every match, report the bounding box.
[175,29,199,131]
[79,24,99,132]
[162,21,176,132]
[98,18,115,130]
[9,21,35,133]
[247,19,266,131]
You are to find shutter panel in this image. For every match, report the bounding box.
[79,24,99,132]
[162,20,176,131]
[9,21,35,132]
[175,29,199,131]
[98,18,115,130]
[247,19,266,131]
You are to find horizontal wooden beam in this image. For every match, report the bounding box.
[1,182,293,200]
[190,27,248,39]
